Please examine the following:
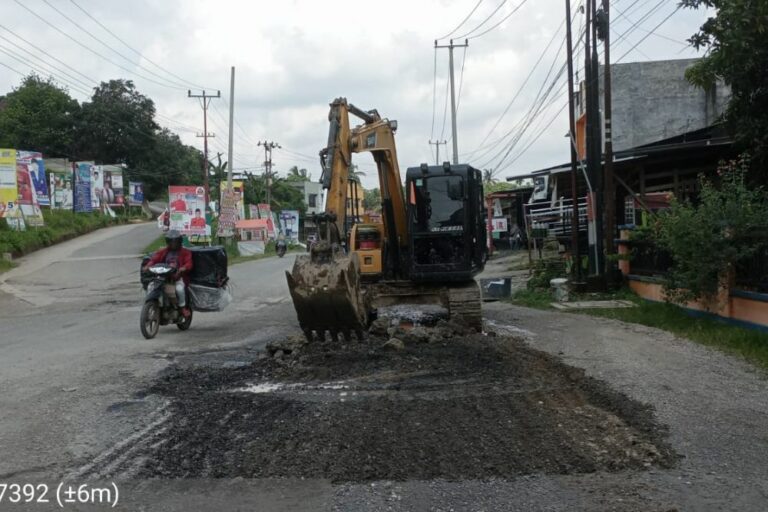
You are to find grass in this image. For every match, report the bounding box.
[0,258,15,274]
[509,287,768,369]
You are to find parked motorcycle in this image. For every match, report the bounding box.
[140,264,192,339]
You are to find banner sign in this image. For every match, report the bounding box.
[0,148,17,218]
[168,185,210,236]
[17,151,49,207]
[128,182,144,206]
[101,165,125,208]
[220,181,245,220]
[279,210,300,242]
[74,162,93,213]
[492,217,508,233]
[16,158,44,226]
[47,159,73,210]
[217,189,238,237]
[90,165,104,209]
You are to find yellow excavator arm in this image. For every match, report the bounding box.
[286,98,405,341]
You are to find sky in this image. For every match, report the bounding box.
[0,0,713,190]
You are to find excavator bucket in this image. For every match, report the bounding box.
[286,250,370,342]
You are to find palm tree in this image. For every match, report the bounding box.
[483,169,497,186]
[349,163,367,183]
[287,166,311,181]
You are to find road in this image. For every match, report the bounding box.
[0,225,766,511]
[0,223,297,480]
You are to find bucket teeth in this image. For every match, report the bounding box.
[286,253,370,340]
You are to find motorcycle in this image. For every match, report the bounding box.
[276,241,287,258]
[140,264,192,339]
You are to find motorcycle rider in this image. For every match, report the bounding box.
[142,230,193,317]
[276,234,287,256]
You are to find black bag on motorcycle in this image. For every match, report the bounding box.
[139,255,153,290]
[188,246,228,287]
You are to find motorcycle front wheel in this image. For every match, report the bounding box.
[140,300,160,339]
[177,308,193,331]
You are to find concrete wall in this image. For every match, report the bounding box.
[598,59,731,151]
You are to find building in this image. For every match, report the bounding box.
[287,180,324,215]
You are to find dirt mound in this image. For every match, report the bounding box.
[141,329,676,482]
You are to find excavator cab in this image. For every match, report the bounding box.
[406,163,487,282]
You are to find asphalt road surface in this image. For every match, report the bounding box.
[1,226,767,511]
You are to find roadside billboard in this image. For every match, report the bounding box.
[168,185,210,237]
[90,165,104,209]
[16,159,45,226]
[17,151,49,207]
[0,148,17,217]
[128,182,144,206]
[220,181,245,220]
[217,188,238,237]
[74,162,93,213]
[279,210,300,242]
[101,165,125,208]
[47,159,73,210]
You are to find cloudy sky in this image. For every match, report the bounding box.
[0,0,712,189]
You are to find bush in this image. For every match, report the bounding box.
[527,258,566,290]
[655,155,768,302]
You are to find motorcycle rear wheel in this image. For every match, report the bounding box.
[140,300,160,339]
[177,309,193,331]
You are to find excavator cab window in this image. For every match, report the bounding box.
[412,175,465,233]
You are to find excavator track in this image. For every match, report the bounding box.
[369,280,483,332]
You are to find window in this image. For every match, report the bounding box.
[412,175,465,232]
[308,194,317,208]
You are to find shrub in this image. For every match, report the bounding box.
[655,155,768,302]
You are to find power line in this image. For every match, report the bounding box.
[436,0,484,40]
[68,0,215,91]
[13,0,187,91]
[455,46,469,113]
[617,5,683,62]
[454,0,509,39]
[467,0,529,40]
[40,0,189,90]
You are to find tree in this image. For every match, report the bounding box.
[208,152,228,193]
[285,166,311,182]
[243,173,306,214]
[349,163,367,183]
[682,0,768,174]
[76,79,158,167]
[129,128,202,199]
[483,169,497,186]
[0,74,80,157]
[363,187,382,211]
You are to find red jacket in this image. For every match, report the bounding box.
[146,247,193,285]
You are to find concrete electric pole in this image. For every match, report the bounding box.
[257,141,280,206]
[188,89,221,206]
[428,139,448,165]
[227,66,235,191]
[435,39,468,165]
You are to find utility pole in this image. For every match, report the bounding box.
[565,0,581,280]
[257,141,280,206]
[188,89,221,206]
[227,66,235,191]
[599,0,615,282]
[435,38,468,164]
[428,139,448,165]
[584,0,604,277]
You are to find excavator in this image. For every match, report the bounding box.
[286,97,487,341]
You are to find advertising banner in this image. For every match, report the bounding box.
[90,165,104,209]
[220,181,245,220]
[47,159,73,210]
[16,159,44,226]
[17,151,49,207]
[128,182,144,206]
[279,210,300,242]
[100,165,125,208]
[255,203,277,239]
[217,188,238,237]
[168,185,210,237]
[0,148,17,218]
[74,162,93,213]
